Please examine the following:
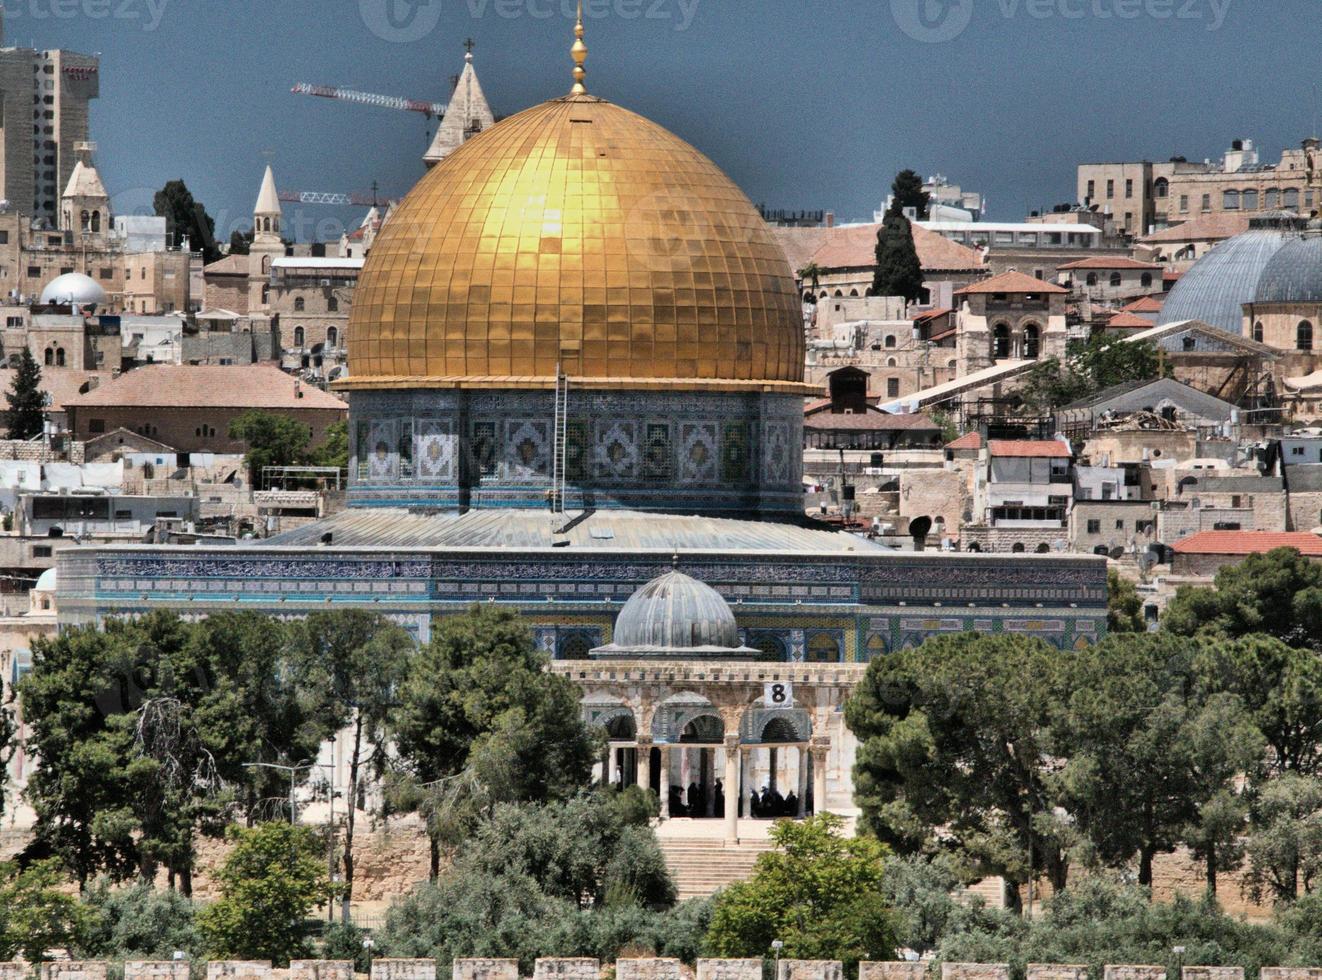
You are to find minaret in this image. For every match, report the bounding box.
[248,164,285,312]
[60,142,110,241]
[423,41,496,169]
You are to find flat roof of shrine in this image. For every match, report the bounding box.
[261,508,894,553]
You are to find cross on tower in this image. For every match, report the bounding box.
[464,37,476,54]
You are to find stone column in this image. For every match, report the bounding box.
[768,747,778,794]
[796,745,809,818]
[659,745,671,819]
[705,749,716,817]
[811,740,829,815]
[741,747,754,817]
[636,736,652,795]
[724,735,740,841]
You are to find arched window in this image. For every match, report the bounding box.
[833,290,843,298]
[886,357,898,368]
[1254,321,1265,343]
[80,209,90,231]
[1154,178,1168,199]
[848,289,859,297]
[293,297,305,312]
[1243,189,1260,211]
[328,296,339,312]
[1224,189,1241,210]
[1141,272,1153,288]
[261,284,269,305]
[884,335,897,349]
[90,210,100,233]
[1266,189,1281,209]
[1035,542,1051,554]
[1023,324,1041,360]
[993,324,1011,360]
[1299,320,1314,351]
[1011,542,1026,554]
[1109,272,1123,287]
[326,327,338,348]
[55,347,64,367]
[1285,188,1301,210]
[43,348,52,366]
[293,326,305,347]
[1086,272,1099,287]
[261,256,272,275]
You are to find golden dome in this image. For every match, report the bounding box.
[341,94,808,392]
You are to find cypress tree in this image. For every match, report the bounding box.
[871,212,925,303]
[5,347,45,441]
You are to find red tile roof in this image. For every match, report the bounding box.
[914,307,954,322]
[1140,213,1252,244]
[1121,296,1164,313]
[774,223,986,275]
[954,271,1069,296]
[1057,256,1162,271]
[946,432,982,451]
[988,439,1072,458]
[1107,312,1157,328]
[63,364,348,411]
[1173,531,1322,557]
[203,254,248,277]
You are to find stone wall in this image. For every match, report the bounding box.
[697,963,763,980]
[452,962,519,980]
[40,967,107,980]
[1026,967,1088,980]
[1261,971,1322,980]
[533,961,599,980]
[1183,969,1243,980]
[1103,968,1166,980]
[0,439,83,463]
[207,964,271,980]
[372,962,437,980]
[290,963,354,980]
[860,965,925,980]
[0,965,24,980]
[616,960,681,980]
[776,962,843,980]
[943,966,1008,980]
[124,964,191,980]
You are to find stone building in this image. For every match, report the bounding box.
[1056,256,1164,304]
[1171,529,1322,577]
[963,439,1075,554]
[953,271,1068,376]
[62,363,346,455]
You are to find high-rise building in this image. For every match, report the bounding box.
[0,11,99,222]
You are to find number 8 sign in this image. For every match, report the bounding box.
[764,681,794,708]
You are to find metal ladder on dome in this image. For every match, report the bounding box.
[550,365,569,524]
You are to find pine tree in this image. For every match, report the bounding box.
[871,212,925,303]
[888,169,931,220]
[6,348,45,441]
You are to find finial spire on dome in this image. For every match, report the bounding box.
[570,0,587,95]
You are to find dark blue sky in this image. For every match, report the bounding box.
[36,0,1322,240]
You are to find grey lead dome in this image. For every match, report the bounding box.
[612,570,742,650]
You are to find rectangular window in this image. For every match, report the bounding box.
[26,266,39,278]
[88,418,105,434]
[887,378,900,398]
[1115,520,1125,530]
[32,545,51,558]
[1180,195,1189,212]
[1107,180,1115,198]
[1086,180,1095,200]
[5,317,21,327]
[1202,194,1212,211]
[1087,519,1101,534]
[1125,179,1134,198]
[99,267,112,279]
[0,230,9,244]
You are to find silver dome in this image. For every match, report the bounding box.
[40,272,106,307]
[1254,232,1322,304]
[613,570,741,649]
[1161,214,1303,333]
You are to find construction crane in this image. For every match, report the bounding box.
[291,83,446,120]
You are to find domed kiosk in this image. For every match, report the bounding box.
[336,37,810,516]
[590,570,759,660]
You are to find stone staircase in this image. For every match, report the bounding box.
[660,836,775,900]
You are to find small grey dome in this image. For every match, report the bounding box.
[612,570,741,650]
[1255,235,1322,304]
[40,272,106,307]
[1162,221,1301,333]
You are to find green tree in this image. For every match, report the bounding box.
[1054,634,1263,888]
[228,410,315,488]
[1019,335,1168,413]
[1245,774,1322,904]
[290,611,414,918]
[312,419,349,471]
[1107,570,1145,633]
[229,229,253,256]
[704,814,897,972]
[391,606,599,877]
[1164,548,1322,651]
[198,822,331,965]
[888,169,931,220]
[845,634,1073,902]
[871,211,924,304]
[154,179,221,263]
[797,262,822,293]
[79,881,201,959]
[1193,633,1322,776]
[0,859,93,963]
[5,346,45,441]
